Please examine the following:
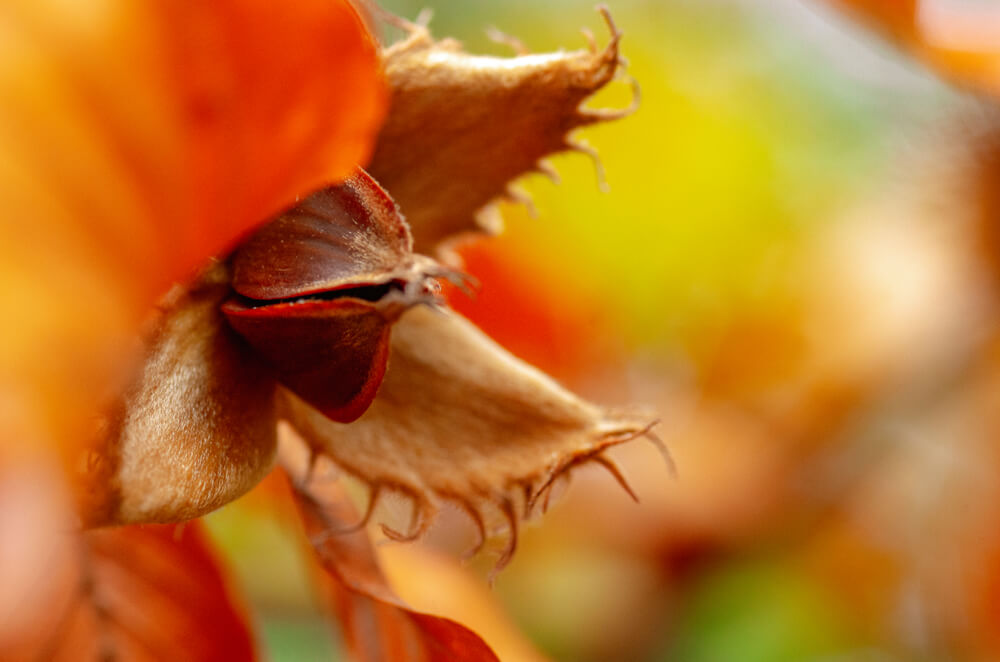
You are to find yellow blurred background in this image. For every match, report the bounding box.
[206,1,1000,660]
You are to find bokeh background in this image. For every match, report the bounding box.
[207,1,1000,660]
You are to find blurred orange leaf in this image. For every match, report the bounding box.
[2,0,384,302]
[0,0,385,450]
[834,0,918,40]
[2,521,255,662]
[444,235,622,381]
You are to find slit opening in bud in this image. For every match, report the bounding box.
[224,279,413,312]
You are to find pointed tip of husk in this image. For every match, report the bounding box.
[368,6,637,254]
[279,307,667,578]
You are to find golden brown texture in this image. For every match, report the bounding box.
[368,9,634,255]
[84,265,278,526]
[280,305,659,576]
[84,171,448,526]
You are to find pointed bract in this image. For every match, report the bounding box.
[280,305,657,573]
[83,265,278,526]
[368,9,634,255]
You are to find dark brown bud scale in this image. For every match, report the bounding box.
[230,168,414,301]
[223,167,439,422]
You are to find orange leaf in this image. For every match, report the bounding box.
[281,437,501,662]
[0,0,384,453]
[833,0,918,41]
[1,519,256,662]
[3,0,385,302]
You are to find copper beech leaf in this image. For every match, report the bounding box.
[368,7,636,255]
[3,521,255,662]
[378,544,552,662]
[280,438,500,662]
[279,305,664,577]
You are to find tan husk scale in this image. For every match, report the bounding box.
[368,6,637,256]
[280,305,662,577]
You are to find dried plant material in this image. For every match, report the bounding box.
[5,522,255,662]
[4,0,658,659]
[281,437,500,662]
[368,7,636,254]
[82,264,278,526]
[280,305,659,575]
[224,168,446,422]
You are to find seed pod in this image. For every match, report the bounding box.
[223,168,441,422]
[86,170,443,526]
